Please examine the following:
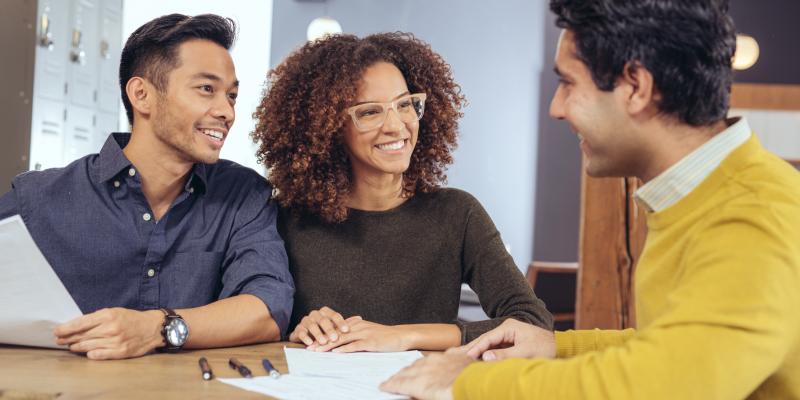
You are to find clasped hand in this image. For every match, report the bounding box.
[54,307,164,360]
[289,306,409,352]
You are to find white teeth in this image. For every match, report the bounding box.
[201,129,224,140]
[377,140,404,151]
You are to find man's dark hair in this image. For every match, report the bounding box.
[550,0,736,126]
[119,14,237,125]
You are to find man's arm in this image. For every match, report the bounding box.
[54,294,278,359]
[385,205,800,399]
[54,176,294,360]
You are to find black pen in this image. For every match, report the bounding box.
[228,357,253,378]
[262,358,281,379]
[198,356,214,380]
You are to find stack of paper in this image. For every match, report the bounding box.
[219,347,423,399]
[0,215,83,348]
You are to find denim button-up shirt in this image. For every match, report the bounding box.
[0,133,294,335]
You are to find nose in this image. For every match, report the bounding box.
[549,86,566,120]
[211,95,235,126]
[381,107,404,134]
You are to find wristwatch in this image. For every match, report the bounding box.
[158,308,189,352]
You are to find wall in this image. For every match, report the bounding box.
[532,12,582,262]
[270,0,547,272]
[121,0,273,174]
[729,0,800,85]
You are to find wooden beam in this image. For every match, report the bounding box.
[731,83,800,111]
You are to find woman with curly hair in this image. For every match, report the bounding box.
[252,32,552,352]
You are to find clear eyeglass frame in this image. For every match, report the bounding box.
[345,93,427,132]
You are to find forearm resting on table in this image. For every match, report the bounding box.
[401,324,461,351]
[178,294,280,349]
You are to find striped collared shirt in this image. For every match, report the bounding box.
[634,117,752,212]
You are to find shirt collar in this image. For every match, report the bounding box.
[94,132,209,194]
[95,132,134,183]
[634,117,752,212]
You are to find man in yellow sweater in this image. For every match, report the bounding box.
[381,0,800,399]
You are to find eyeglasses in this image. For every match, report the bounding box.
[346,93,427,132]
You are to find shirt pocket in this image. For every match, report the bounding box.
[166,251,225,308]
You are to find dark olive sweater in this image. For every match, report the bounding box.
[278,188,553,343]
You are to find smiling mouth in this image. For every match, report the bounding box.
[199,128,225,141]
[375,139,407,151]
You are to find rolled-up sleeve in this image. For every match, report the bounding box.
[219,180,295,337]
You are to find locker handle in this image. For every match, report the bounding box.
[39,14,54,50]
[70,29,86,65]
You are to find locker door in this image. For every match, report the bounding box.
[95,112,118,146]
[63,105,96,163]
[33,0,70,102]
[97,0,122,115]
[29,99,66,171]
[67,0,99,108]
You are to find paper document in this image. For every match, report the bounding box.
[219,347,423,399]
[0,215,82,348]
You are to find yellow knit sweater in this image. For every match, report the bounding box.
[454,135,800,400]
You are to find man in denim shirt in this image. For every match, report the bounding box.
[0,14,294,359]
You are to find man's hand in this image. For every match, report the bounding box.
[54,308,164,360]
[462,318,556,361]
[380,349,475,400]
[289,306,353,346]
[308,317,409,353]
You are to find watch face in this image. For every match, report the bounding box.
[166,318,189,346]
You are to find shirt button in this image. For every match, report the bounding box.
[113,180,120,188]
[147,269,155,277]
[128,168,136,177]
[142,213,152,221]
[189,187,195,194]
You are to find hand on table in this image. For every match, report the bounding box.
[380,348,475,400]
[308,318,410,353]
[54,307,164,360]
[461,318,556,361]
[289,306,355,346]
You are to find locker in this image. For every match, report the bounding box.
[67,0,100,108]
[2,0,123,177]
[97,0,122,114]
[29,98,66,171]
[63,105,96,162]
[33,0,70,102]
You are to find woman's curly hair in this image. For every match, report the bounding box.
[252,32,465,223]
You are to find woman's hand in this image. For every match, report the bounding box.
[309,318,411,353]
[288,306,356,346]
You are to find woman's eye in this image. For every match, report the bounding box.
[398,100,413,109]
[199,85,214,93]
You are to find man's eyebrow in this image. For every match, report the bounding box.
[191,73,239,89]
[352,91,411,106]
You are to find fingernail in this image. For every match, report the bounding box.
[330,334,338,341]
[483,352,496,361]
[341,326,349,333]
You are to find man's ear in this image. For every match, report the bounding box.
[126,77,155,118]
[619,61,659,115]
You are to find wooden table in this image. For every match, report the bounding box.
[0,342,305,399]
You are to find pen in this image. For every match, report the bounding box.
[262,358,281,379]
[228,357,253,378]
[198,357,213,380]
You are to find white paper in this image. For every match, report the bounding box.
[218,376,409,400]
[0,215,83,348]
[219,347,423,399]
[284,347,423,384]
